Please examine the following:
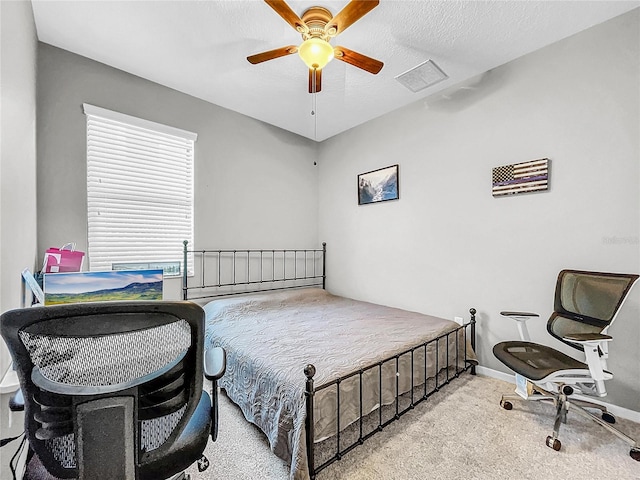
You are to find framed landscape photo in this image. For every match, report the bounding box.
[358,164,399,205]
[43,269,163,305]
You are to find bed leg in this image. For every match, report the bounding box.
[321,243,327,290]
[304,364,316,479]
[470,308,477,375]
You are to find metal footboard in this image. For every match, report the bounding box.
[304,308,477,478]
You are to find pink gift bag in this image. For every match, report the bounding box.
[43,243,85,273]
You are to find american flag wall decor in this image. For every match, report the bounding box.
[492,158,550,197]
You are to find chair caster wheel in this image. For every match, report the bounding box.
[197,455,210,472]
[500,400,512,410]
[631,449,640,461]
[602,412,616,424]
[546,436,561,451]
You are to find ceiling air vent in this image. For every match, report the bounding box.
[395,60,448,93]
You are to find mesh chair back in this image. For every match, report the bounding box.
[548,270,638,350]
[1,301,206,480]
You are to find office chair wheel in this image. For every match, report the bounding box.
[630,448,640,461]
[601,412,616,424]
[546,436,561,451]
[500,400,513,410]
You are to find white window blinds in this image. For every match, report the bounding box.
[84,104,195,275]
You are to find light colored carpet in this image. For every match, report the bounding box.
[187,374,640,480]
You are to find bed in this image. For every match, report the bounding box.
[182,242,477,479]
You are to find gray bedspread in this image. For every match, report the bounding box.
[203,288,474,480]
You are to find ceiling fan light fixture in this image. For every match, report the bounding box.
[298,38,334,69]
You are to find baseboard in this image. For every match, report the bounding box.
[475,366,515,384]
[476,366,640,423]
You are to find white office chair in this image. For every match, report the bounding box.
[493,269,639,460]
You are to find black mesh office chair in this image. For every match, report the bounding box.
[1,301,226,479]
[493,270,639,460]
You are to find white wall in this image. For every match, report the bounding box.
[36,44,319,299]
[0,0,38,381]
[318,10,640,410]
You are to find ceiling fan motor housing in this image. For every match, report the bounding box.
[301,6,335,40]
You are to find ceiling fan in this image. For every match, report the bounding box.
[247,0,384,93]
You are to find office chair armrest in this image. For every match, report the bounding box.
[204,346,226,381]
[562,333,613,344]
[204,347,226,443]
[500,311,540,319]
[500,311,539,342]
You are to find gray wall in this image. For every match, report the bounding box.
[318,10,640,411]
[0,0,38,380]
[31,9,640,412]
[37,44,319,299]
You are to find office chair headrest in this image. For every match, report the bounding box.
[549,270,638,350]
[554,270,638,325]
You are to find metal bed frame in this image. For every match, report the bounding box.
[182,241,477,479]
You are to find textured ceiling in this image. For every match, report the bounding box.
[31,1,639,142]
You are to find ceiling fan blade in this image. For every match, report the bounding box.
[308,68,322,93]
[264,0,309,34]
[325,0,379,37]
[247,45,298,64]
[334,46,383,74]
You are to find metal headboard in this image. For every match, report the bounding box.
[182,241,326,301]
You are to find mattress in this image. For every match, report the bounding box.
[203,288,474,480]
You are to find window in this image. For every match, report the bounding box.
[84,104,195,275]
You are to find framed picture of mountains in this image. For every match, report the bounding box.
[43,269,163,305]
[358,164,399,205]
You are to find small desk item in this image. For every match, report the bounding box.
[21,268,44,305]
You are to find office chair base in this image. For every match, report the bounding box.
[567,400,639,452]
[500,399,513,410]
[501,384,616,421]
[499,388,640,458]
[601,412,616,424]
[546,436,561,451]
[197,455,210,472]
[500,391,555,407]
